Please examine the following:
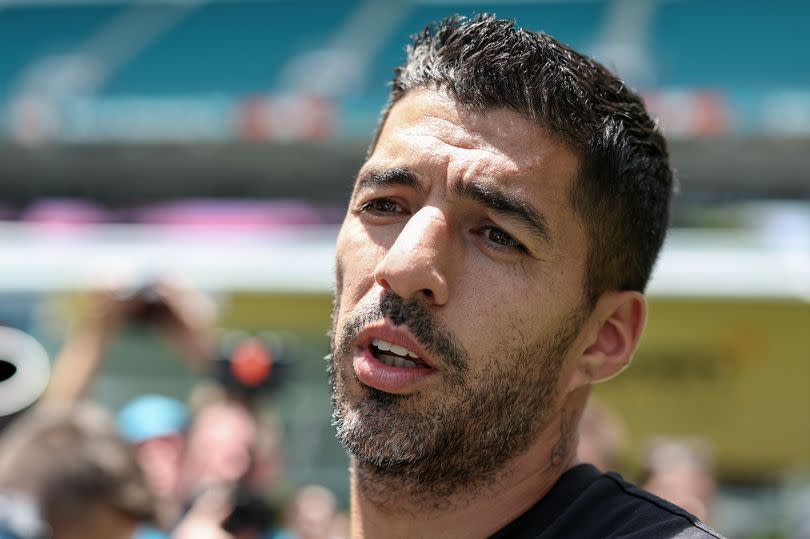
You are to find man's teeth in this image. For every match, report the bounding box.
[371,339,420,360]
[378,355,418,369]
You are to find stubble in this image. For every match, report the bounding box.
[328,287,585,506]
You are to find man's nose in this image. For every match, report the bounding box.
[374,207,451,305]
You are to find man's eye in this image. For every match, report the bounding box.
[359,199,404,215]
[481,226,527,253]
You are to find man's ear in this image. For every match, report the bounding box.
[568,291,647,390]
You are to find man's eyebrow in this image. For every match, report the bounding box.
[451,179,554,246]
[354,167,425,194]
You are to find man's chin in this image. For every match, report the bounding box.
[362,383,413,404]
[333,393,434,468]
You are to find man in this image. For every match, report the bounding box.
[327,14,724,539]
[118,394,189,528]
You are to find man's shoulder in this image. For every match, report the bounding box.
[592,471,725,539]
[492,464,726,539]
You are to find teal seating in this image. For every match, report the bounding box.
[104,1,358,96]
[651,0,810,89]
[0,4,121,100]
[0,0,808,136]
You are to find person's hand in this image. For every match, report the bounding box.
[43,278,218,405]
[147,278,218,365]
[42,285,166,404]
[171,487,235,539]
[80,278,217,364]
[75,286,143,337]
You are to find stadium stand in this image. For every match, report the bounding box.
[0,0,807,201]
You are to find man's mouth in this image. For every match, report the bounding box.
[349,324,438,393]
[369,338,431,369]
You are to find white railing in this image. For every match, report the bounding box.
[0,222,807,300]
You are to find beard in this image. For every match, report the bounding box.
[328,288,584,501]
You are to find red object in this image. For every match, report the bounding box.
[237,95,333,140]
[230,339,272,387]
[642,90,731,136]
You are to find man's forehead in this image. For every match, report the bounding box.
[381,90,549,152]
[367,90,580,197]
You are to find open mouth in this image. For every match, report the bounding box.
[369,338,431,369]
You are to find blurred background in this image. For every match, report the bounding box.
[0,0,808,538]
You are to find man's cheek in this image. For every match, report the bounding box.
[341,247,381,294]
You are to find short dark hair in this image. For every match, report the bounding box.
[372,14,673,306]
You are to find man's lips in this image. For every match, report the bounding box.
[354,322,437,369]
[350,322,438,394]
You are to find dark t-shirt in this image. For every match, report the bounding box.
[491,464,725,539]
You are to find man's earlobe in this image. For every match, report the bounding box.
[571,291,647,389]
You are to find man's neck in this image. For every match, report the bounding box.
[348,398,585,539]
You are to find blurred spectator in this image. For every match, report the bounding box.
[0,402,158,539]
[118,395,190,527]
[25,279,293,538]
[577,396,628,472]
[33,279,218,533]
[179,385,287,538]
[182,388,260,493]
[171,486,235,539]
[640,437,717,523]
[278,485,347,539]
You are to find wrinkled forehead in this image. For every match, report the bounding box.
[380,91,558,153]
[368,89,581,210]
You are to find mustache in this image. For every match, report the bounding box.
[336,291,469,374]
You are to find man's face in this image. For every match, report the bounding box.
[184,403,257,487]
[330,90,591,494]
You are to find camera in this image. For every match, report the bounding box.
[119,284,174,326]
